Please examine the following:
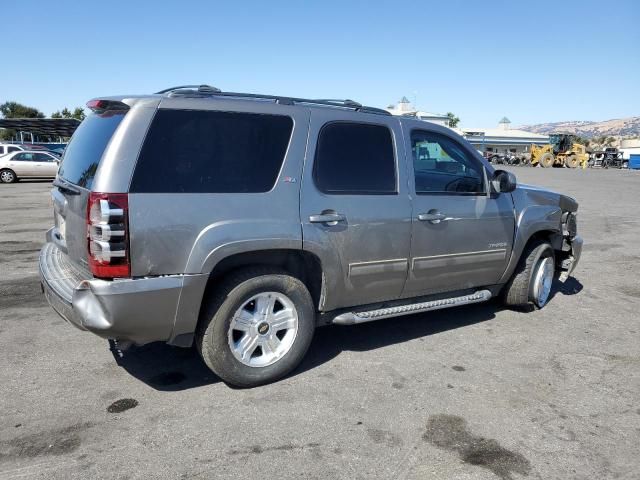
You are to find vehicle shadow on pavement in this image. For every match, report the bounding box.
[550,276,583,301]
[296,276,581,379]
[113,302,500,391]
[295,301,502,379]
[11,179,53,183]
[113,278,582,390]
[113,342,220,391]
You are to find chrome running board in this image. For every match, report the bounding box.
[332,290,492,325]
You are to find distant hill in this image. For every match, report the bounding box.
[519,117,640,139]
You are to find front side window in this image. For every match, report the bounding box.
[411,131,485,195]
[314,122,396,195]
[8,147,21,153]
[131,109,293,193]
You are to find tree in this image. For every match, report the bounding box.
[51,107,86,121]
[446,112,460,128]
[72,107,86,121]
[0,101,46,140]
[0,101,45,119]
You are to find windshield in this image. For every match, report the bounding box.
[58,112,126,188]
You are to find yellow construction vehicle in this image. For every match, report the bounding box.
[530,134,589,168]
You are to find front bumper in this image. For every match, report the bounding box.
[568,235,583,274]
[559,235,583,280]
[39,242,185,345]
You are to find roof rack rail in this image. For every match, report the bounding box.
[312,99,362,108]
[155,84,221,95]
[155,85,390,116]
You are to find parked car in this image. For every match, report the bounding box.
[0,150,60,183]
[40,86,583,387]
[47,147,66,157]
[0,143,26,157]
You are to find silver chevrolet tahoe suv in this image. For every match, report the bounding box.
[40,85,583,387]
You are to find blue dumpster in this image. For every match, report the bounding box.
[630,154,640,170]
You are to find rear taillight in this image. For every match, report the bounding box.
[87,192,130,279]
[86,99,129,114]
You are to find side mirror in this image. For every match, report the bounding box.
[492,169,517,193]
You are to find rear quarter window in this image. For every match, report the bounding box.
[130,109,293,193]
[58,112,126,188]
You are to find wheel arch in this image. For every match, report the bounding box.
[169,248,324,347]
[205,248,324,309]
[499,218,562,285]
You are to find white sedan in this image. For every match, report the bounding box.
[0,150,59,183]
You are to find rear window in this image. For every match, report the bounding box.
[58,113,126,188]
[130,109,293,193]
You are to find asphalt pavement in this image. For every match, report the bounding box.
[0,168,639,479]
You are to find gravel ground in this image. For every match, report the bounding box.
[0,168,639,480]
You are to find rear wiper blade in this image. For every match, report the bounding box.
[53,178,81,196]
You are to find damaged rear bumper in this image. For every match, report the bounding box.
[39,242,194,345]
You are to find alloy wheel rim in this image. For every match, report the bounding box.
[1,171,13,182]
[228,291,298,368]
[532,257,554,307]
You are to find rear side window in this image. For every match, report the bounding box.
[36,153,54,162]
[58,113,126,188]
[314,122,396,194]
[130,110,293,193]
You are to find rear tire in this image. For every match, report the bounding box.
[503,241,555,309]
[539,153,554,168]
[0,169,16,183]
[197,267,315,387]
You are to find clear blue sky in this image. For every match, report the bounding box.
[2,0,638,127]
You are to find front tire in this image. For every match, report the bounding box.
[503,241,555,309]
[0,169,16,183]
[197,267,315,387]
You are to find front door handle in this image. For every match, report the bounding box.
[309,212,346,226]
[418,212,447,224]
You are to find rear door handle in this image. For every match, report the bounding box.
[418,212,447,224]
[309,212,346,225]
